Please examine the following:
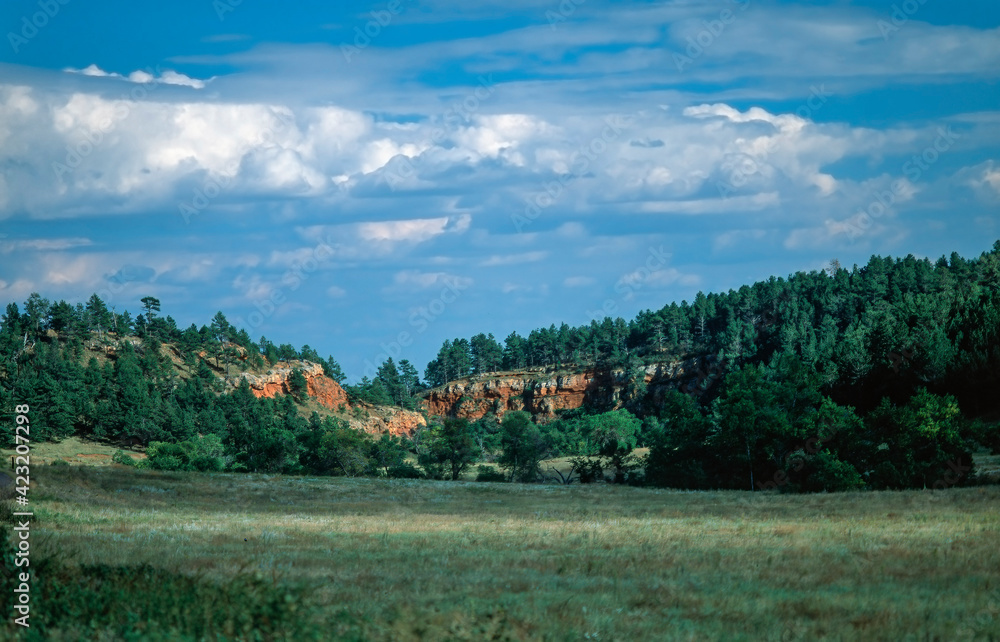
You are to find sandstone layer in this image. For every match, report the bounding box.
[420,356,724,422]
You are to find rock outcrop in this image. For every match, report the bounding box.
[420,356,725,422]
[235,360,424,437]
[343,404,427,437]
[240,361,348,406]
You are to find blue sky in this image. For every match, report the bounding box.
[1,0,998,382]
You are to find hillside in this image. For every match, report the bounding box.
[0,323,426,476]
[1,242,998,491]
[418,242,1000,424]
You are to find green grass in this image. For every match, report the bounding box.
[6,464,1000,641]
[0,435,146,467]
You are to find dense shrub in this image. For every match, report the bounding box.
[474,465,507,482]
[781,449,866,493]
[386,462,424,479]
[111,450,139,467]
[146,434,226,472]
[568,456,604,484]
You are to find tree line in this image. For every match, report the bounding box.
[0,242,997,492]
[423,244,1000,421]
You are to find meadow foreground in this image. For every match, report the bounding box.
[7,465,1000,641]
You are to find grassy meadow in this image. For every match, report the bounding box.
[2,458,999,641]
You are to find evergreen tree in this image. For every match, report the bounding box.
[376,358,404,406]
[322,356,347,384]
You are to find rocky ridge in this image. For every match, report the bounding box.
[420,355,724,422]
[235,360,426,437]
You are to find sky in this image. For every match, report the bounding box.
[0,0,998,382]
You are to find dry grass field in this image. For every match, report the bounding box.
[5,459,999,641]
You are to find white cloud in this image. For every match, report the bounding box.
[65,64,212,89]
[713,229,767,253]
[563,276,595,287]
[620,266,699,289]
[388,270,473,291]
[479,251,548,267]
[964,160,1000,196]
[0,237,92,253]
[639,193,781,215]
[232,273,274,301]
[359,217,451,243]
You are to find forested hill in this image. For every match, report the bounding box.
[421,242,1000,419]
[0,242,998,490]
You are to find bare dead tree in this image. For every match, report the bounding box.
[549,466,576,485]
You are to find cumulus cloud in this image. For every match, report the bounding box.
[358,216,466,244]
[1,66,995,249]
[64,64,212,89]
[1,0,997,381]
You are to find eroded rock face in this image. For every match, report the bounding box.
[235,360,425,437]
[240,361,345,405]
[344,404,427,437]
[420,357,721,421]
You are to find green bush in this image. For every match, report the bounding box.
[783,449,866,493]
[386,462,424,479]
[474,465,507,482]
[568,456,605,484]
[111,450,137,467]
[191,454,224,472]
[146,434,226,472]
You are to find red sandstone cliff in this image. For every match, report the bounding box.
[420,356,723,422]
[235,360,425,437]
[240,361,349,407]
